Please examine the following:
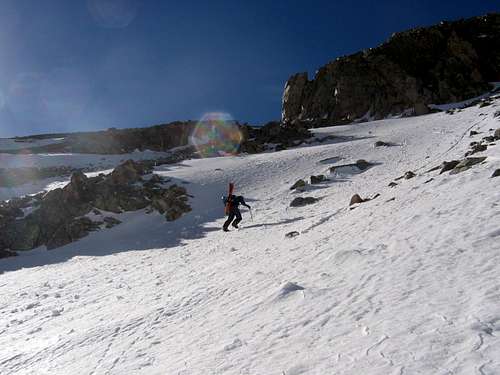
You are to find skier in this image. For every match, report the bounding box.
[222,191,251,232]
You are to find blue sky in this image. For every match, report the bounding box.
[0,0,497,137]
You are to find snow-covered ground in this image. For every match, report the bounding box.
[1,100,500,374]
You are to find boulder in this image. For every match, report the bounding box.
[491,169,500,178]
[290,179,306,191]
[310,175,327,184]
[285,231,300,238]
[290,197,319,207]
[374,141,390,147]
[450,157,487,174]
[355,159,372,170]
[46,217,101,250]
[404,171,416,179]
[466,143,487,156]
[494,128,500,140]
[2,219,41,251]
[110,160,146,185]
[439,160,460,174]
[349,194,365,206]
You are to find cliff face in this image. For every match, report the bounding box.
[282,13,500,127]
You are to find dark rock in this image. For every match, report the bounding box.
[350,194,365,206]
[150,184,191,221]
[439,160,460,174]
[285,231,300,238]
[483,136,495,143]
[494,128,500,140]
[277,282,305,298]
[450,157,487,174]
[491,169,500,178]
[355,159,372,170]
[281,14,500,127]
[310,175,327,184]
[493,110,500,118]
[290,179,306,191]
[110,160,146,185]
[46,217,101,250]
[374,141,390,147]
[2,219,41,251]
[290,197,319,207]
[469,130,479,136]
[466,143,487,156]
[388,182,398,187]
[404,171,416,179]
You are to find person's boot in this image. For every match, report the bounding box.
[223,227,229,232]
[232,224,239,229]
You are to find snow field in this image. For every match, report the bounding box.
[1,99,500,374]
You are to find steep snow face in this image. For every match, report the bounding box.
[1,100,500,374]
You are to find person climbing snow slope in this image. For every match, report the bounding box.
[222,184,251,231]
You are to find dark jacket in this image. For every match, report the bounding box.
[224,195,250,212]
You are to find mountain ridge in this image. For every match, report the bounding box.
[282,12,500,127]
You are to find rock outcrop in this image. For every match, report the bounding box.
[282,13,500,127]
[0,160,191,252]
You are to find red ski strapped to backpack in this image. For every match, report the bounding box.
[224,182,235,215]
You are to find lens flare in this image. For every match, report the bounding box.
[190,112,242,157]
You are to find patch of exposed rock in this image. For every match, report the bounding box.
[0,160,191,252]
[449,157,487,174]
[290,179,307,191]
[290,197,319,207]
[310,175,327,184]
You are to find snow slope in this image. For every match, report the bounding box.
[1,100,500,374]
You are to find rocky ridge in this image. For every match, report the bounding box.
[282,13,500,127]
[0,160,191,256]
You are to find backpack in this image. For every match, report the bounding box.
[224,195,235,215]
